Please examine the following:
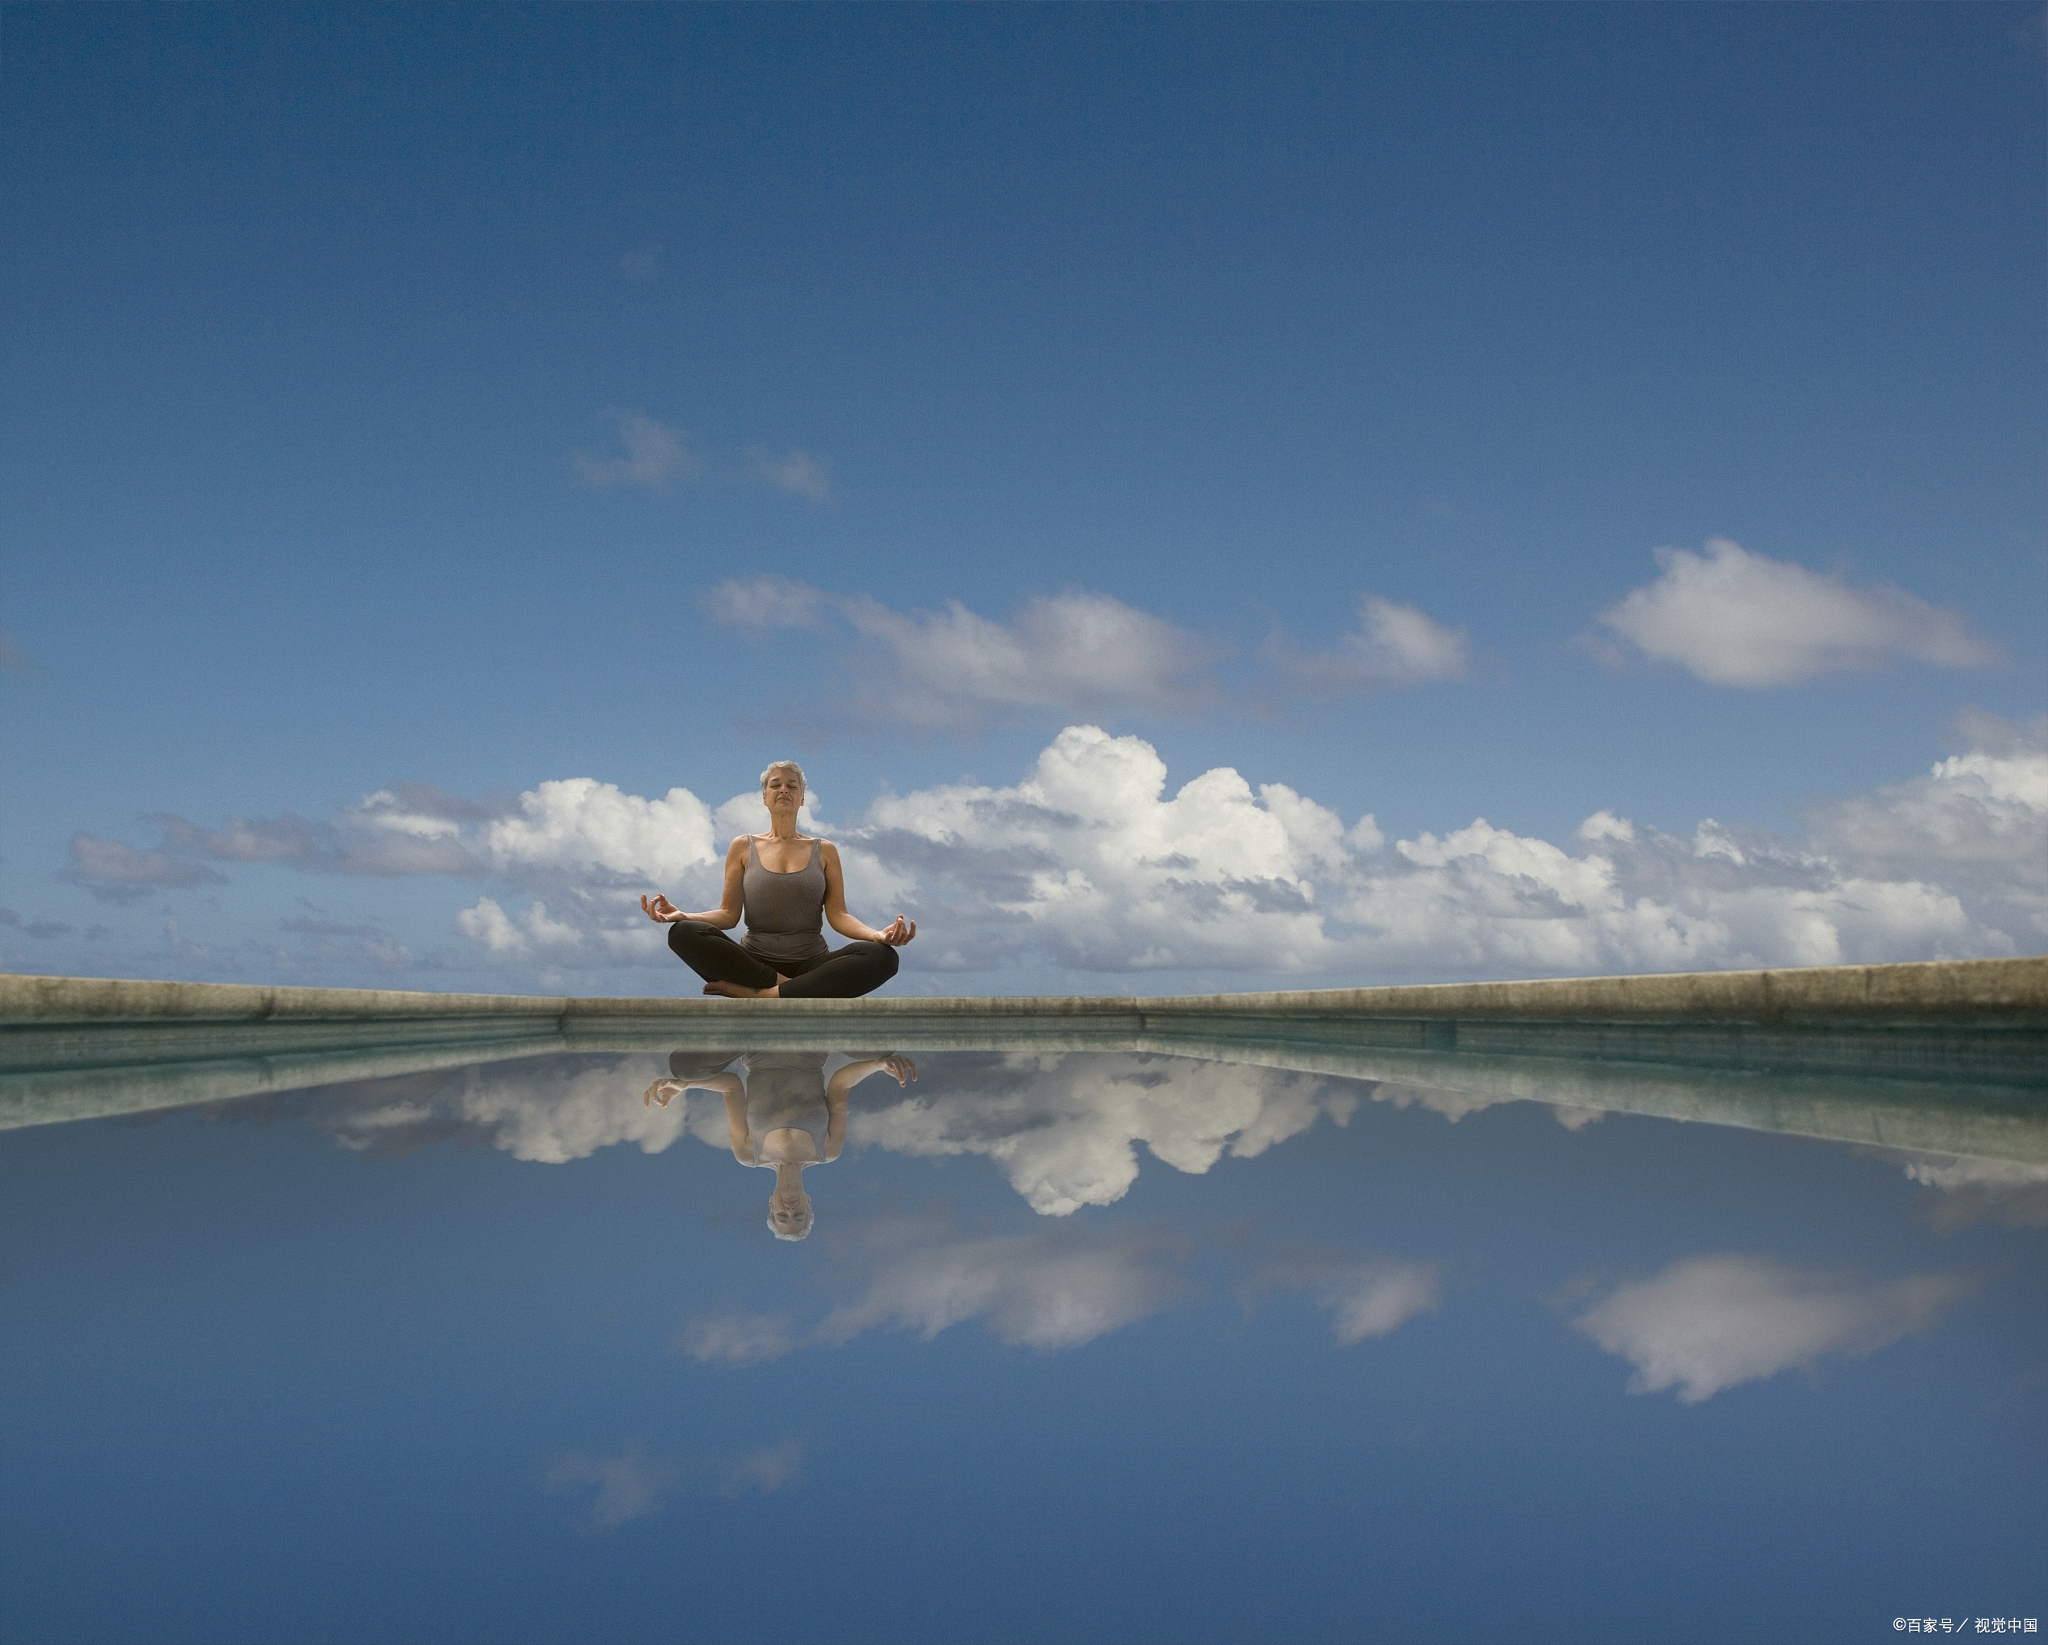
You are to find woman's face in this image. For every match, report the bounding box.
[769,1186,812,1237]
[763,772,805,817]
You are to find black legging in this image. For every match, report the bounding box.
[666,920,900,1000]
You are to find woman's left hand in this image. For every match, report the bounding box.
[872,915,917,946]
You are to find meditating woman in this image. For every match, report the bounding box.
[640,760,916,999]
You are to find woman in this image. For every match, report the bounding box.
[645,1050,918,1240]
[640,760,916,999]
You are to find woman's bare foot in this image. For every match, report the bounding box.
[702,980,782,999]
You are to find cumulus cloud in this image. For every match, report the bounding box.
[69,717,2044,982]
[546,1447,677,1531]
[1267,596,1470,695]
[745,446,832,502]
[705,579,1219,732]
[1571,1255,1976,1403]
[573,412,703,490]
[1243,1248,1443,1344]
[1594,539,2002,687]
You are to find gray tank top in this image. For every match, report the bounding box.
[740,1051,830,1165]
[742,837,829,965]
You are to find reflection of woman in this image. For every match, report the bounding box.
[645,1050,918,1240]
[640,760,915,999]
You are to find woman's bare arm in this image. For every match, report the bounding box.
[641,837,749,928]
[643,1069,744,1109]
[820,842,916,945]
[826,1056,917,1103]
[723,1084,752,1163]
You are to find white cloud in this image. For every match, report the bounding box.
[719,1438,805,1496]
[705,580,1472,728]
[745,446,832,502]
[701,574,828,628]
[546,1447,676,1531]
[76,716,2043,983]
[704,580,1219,731]
[64,834,226,901]
[481,778,718,884]
[1268,595,1470,695]
[573,412,702,490]
[1571,1255,1976,1403]
[1245,1249,1443,1344]
[1594,539,2002,687]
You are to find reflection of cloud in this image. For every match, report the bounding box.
[818,1227,1189,1351]
[573,411,702,490]
[830,1053,1357,1216]
[719,1438,804,1496]
[677,1224,1191,1361]
[546,1447,676,1531]
[1898,1154,2048,1231]
[1244,1248,1442,1344]
[674,1313,802,1367]
[1594,538,2000,687]
[1572,1255,1976,1403]
[301,1055,686,1164]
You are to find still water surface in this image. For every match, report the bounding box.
[2,1044,2042,1643]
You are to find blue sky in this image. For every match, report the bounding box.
[2,4,2042,994]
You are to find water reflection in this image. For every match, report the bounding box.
[646,1051,917,1240]
[4,1035,2041,1642]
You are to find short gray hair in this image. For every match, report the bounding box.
[759,759,806,791]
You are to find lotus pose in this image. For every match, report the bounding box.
[641,760,916,999]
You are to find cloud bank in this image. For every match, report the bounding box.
[1595,539,2002,687]
[64,714,2046,983]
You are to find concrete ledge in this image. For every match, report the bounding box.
[6,956,2044,1027]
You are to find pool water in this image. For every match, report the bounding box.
[2,1043,2042,1643]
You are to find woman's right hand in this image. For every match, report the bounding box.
[641,894,684,923]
